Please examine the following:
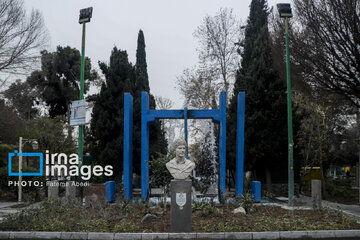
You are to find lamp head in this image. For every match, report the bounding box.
[277,3,292,18]
[79,7,93,24]
[31,140,39,150]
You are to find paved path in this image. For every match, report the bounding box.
[295,195,360,220]
[0,202,33,222]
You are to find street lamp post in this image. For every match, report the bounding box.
[18,137,38,202]
[78,7,93,170]
[277,3,294,207]
[357,112,360,204]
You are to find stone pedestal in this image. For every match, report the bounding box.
[48,181,59,199]
[170,180,192,232]
[66,181,76,200]
[311,179,322,210]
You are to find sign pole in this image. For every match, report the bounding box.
[78,22,86,169]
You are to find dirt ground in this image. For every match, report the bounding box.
[1,200,360,232]
[106,203,360,232]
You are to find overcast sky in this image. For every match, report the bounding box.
[25,0,289,108]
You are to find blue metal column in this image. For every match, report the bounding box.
[184,107,188,159]
[236,92,245,196]
[123,93,133,200]
[252,181,261,202]
[219,92,227,198]
[141,92,150,200]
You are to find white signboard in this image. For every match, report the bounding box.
[70,100,86,126]
[176,192,186,210]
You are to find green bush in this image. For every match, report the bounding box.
[114,220,137,232]
[0,144,18,198]
[236,192,254,214]
[149,153,173,188]
[193,201,219,217]
[325,179,352,198]
[0,143,45,201]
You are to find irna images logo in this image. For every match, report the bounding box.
[8,150,113,180]
[8,150,43,176]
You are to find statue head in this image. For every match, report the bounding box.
[166,138,195,179]
[171,138,186,162]
[171,138,186,152]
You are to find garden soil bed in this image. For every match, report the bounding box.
[0,200,359,232]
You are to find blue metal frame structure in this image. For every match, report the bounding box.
[123,93,133,200]
[123,91,245,201]
[141,91,227,200]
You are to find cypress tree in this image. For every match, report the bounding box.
[27,46,96,119]
[89,47,135,180]
[132,30,167,175]
[89,31,167,181]
[227,0,287,186]
[135,30,150,92]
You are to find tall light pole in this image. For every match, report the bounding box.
[78,7,93,169]
[277,3,294,206]
[357,112,360,204]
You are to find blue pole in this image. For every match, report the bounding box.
[219,92,227,198]
[184,107,188,159]
[123,93,133,200]
[141,92,150,200]
[236,92,245,197]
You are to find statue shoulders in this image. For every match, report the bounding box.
[166,159,177,168]
[185,159,195,167]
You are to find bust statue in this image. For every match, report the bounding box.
[166,138,195,180]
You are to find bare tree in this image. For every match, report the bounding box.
[154,95,177,149]
[176,67,218,159]
[291,0,360,107]
[155,95,174,110]
[177,67,219,109]
[194,8,242,93]
[0,0,48,81]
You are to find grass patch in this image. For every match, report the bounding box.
[0,200,359,232]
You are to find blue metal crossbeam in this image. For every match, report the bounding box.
[140,91,227,200]
[145,109,221,121]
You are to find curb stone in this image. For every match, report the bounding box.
[114,233,141,240]
[224,232,252,239]
[197,233,225,239]
[9,232,35,239]
[0,233,9,239]
[334,230,360,238]
[60,232,88,240]
[34,232,61,239]
[252,232,280,239]
[169,233,197,240]
[88,233,114,240]
[279,231,308,239]
[142,233,169,240]
[1,231,360,239]
[310,230,336,239]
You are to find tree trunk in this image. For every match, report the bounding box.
[265,169,272,193]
